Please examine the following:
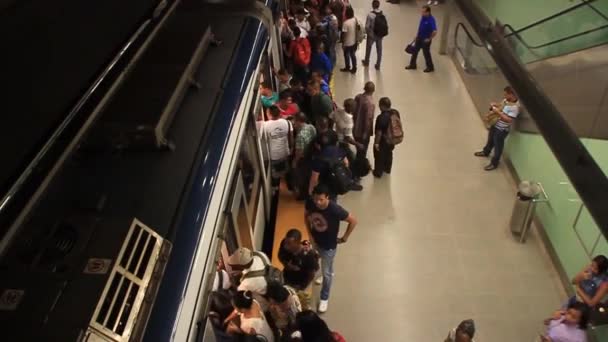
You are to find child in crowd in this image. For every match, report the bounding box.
[445,319,476,342]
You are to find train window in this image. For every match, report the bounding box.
[236,197,253,249]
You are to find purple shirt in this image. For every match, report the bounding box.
[547,318,587,342]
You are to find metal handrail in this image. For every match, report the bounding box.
[503,22,608,50]
[454,22,484,47]
[503,0,606,38]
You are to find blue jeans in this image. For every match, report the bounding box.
[343,45,357,70]
[318,247,337,300]
[364,36,383,66]
[483,126,509,166]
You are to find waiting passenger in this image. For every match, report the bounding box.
[570,255,608,308]
[313,116,338,152]
[260,82,278,108]
[266,282,302,334]
[278,228,320,309]
[263,106,293,190]
[444,319,475,342]
[353,81,376,161]
[340,6,358,74]
[372,97,399,178]
[277,90,300,119]
[277,68,293,92]
[330,98,362,153]
[329,98,363,178]
[227,247,272,310]
[293,310,346,341]
[310,42,333,84]
[308,135,352,199]
[311,71,331,97]
[208,291,235,342]
[295,8,311,37]
[288,27,311,82]
[542,301,589,342]
[212,258,233,292]
[289,78,310,116]
[305,184,357,312]
[474,86,520,171]
[307,80,334,124]
[224,290,275,342]
[293,113,317,200]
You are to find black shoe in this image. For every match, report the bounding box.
[340,68,351,72]
[372,171,382,178]
[350,68,357,74]
[423,68,435,73]
[484,163,498,171]
[362,60,369,67]
[405,65,416,70]
[349,183,363,191]
[474,151,488,157]
[374,64,380,70]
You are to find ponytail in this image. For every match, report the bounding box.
[233,290,254,309]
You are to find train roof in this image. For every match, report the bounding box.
[0,0,270,340]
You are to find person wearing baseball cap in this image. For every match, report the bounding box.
[228,247,272,310]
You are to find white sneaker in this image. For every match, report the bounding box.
[427,0,432,4]
[315,276,322,285]
[432,0,439,5]
[318,299,329,313]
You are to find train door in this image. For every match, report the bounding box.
[227,172,254,250]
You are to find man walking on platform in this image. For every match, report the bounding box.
[305,184,357,313]
[405,5,437,73]
[362,0,388,70]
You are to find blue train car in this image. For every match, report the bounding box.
[0,0,284,341]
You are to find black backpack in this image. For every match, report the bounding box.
[322,157,353,195]
[373,11,389,37]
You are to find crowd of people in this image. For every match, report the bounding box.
[206,1,607,341]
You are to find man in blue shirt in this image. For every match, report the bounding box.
[406,5,437,73]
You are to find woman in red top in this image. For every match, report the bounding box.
[277,90,300,119]
[294,310,346,341]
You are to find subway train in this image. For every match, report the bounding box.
[0,0,284,341]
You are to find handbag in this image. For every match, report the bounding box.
[404,40,416,54]
[484,112,500,128]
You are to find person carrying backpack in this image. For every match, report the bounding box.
[373,97,403,178]
[362,0,388,70]
[228,247,282,311]
[289,26,311,82]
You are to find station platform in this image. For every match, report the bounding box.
[271,1,566,341]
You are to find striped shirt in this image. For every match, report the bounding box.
[494,99,520,131]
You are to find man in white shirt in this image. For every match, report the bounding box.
[330,98,364,151]
[295,8,311,38]
[474,86,520,171]
[227,247,271,310]
[263,106,293,188]
[340,6,358,74]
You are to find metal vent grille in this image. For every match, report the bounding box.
[89,218,165,341]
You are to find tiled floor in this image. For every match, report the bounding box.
[273,1,566,341]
